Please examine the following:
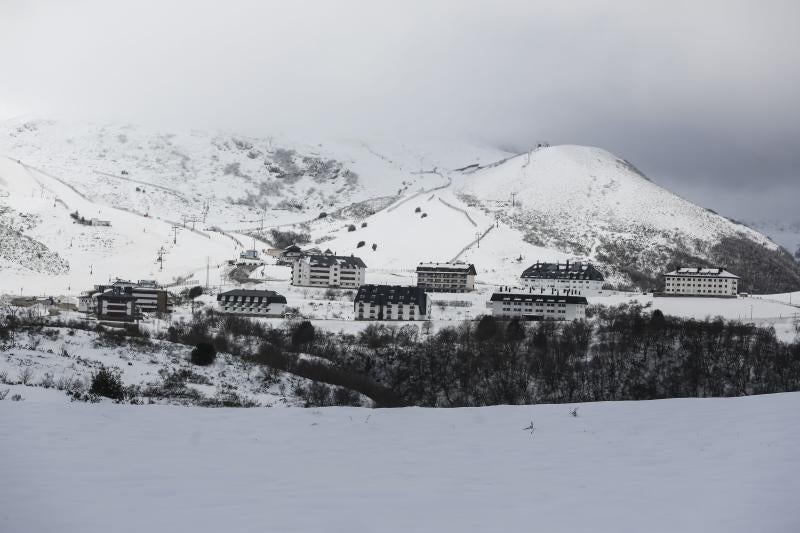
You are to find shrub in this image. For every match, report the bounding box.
[11,394,23,402]
[361,222,367,228]
[89,367,125,400]
[39,372,55,389]
[333,387,362,406]
[0,388,9,400]
[476,315,498,341]
[187,285,204,300]
[291,321,315,348]
[191,342,217,366]
[348,224,356,232]
[506,318,525,342]
[19,367,34,385]
[302,381,332,407]
[56,375,84,393]
[318,212,327,219]
[421,213,428,218]
[324,288,340,301]
[372,243,377,251]
[415,207,421,213]
[269,229,310,249]
[213,333,230,354]
[357,241,365,248]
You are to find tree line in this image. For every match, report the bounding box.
[4,303,799,407]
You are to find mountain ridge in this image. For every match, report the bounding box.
[1,120,798,295]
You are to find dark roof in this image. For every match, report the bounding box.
[95,283,166,296]
[304,254,367,269]
[97,289,135,301]
[217,289,287,304]
[520,261,604,281]
[665,267,738,279]
[283,244,303,252]
[489,292,588,305]
[354,285,427,312]
[416,262,477,275]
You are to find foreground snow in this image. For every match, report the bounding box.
[1,394,799,533]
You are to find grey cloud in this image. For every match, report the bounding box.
[1,0,798,221]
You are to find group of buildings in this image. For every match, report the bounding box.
[218,247,605,323]
[77,243,742,325]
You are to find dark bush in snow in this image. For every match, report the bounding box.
[291,321,315,348]
[476,315,498,341]
[89,367,125,400]
[269,229,310,249]
[357,241,365,248]
[191,342,217,366]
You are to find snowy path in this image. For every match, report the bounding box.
[450,224,495,262]
[1,393,798,533]
[437,196,478,227]
[385,175,452,213]
[92,169,190,202]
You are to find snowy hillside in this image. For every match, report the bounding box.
[457,145,797,288]
[2,393,799,533]
[2,119,799,295]
[1,120,508,229]
[0,156,236,295]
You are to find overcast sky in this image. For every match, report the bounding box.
[2,0,798,222]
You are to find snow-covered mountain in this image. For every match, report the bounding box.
[1,119,799,295]
[455,145,800,290]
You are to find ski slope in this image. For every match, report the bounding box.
[309,188,569,275]
[1,393,798,533]
[0,156,236,295]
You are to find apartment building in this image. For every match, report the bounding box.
[291,253,366,289]
[416,262,476,292]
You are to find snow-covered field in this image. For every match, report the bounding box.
[1,393,798,533]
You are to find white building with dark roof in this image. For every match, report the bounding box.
[354,285,429,321]
[520,261,604,296]
[83,279,171,321]
[662,267,739,297]
[216,289,287,316]
[486,288,588,321]
[291,253,367,289]
[416,262,476,292]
